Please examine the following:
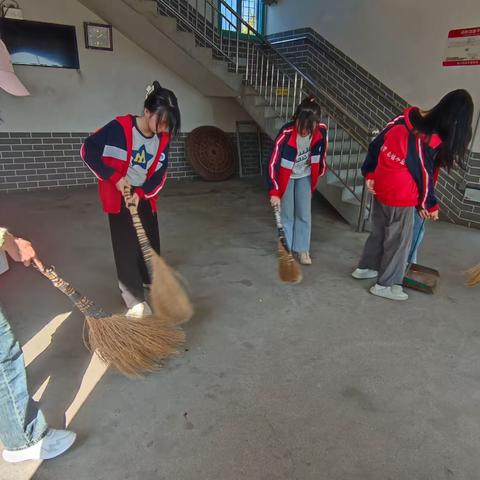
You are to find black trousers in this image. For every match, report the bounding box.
[108,199,160,308]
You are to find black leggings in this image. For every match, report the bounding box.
[108,199,160,307]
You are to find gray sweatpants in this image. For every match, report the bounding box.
[358,198,414,286]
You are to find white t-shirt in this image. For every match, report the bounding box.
[291,133,312,179]
[126,119,160,186]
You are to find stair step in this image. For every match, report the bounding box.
[148,13,177,35]
[124,0,157,15]
[193,46,213,64]
[175,30,196,51]
[326,169,364,188]
[316,176,361,226]
[342,184,363,204]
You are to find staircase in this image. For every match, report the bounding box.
[79,0,377,230]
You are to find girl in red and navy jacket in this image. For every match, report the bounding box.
[268,97,328,265]
[81,81,180,316]
[353,89,473,301]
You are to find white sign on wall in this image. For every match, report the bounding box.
[443,27,480,66]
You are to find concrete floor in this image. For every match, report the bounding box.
[0,178,479,480]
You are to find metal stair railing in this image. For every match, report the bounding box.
[156,0,376,230]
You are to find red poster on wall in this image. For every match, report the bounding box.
[443,27,480,66]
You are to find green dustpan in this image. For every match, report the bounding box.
[403,218,439,294]
[403,263,440,294]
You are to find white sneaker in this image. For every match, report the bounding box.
[2,429,76,463]
[126,301,152,318]
[352,268,378,279]
[299,252,312,265]
[369,284,409,301]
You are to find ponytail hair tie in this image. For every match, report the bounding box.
[145,83,155,100]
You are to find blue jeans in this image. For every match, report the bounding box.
[0,303,48,450]
[281,176,312,253]
[408,211,425,264]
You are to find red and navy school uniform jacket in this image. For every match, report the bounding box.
[80,114,170,214]
[267,121,328,197]
[361,107,442,212]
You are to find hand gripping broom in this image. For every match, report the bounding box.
[272,204,302,284]
[34,260,185,377]
[122,188,194,325]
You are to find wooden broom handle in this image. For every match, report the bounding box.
[272,204,291,253]
[33,261,109,318]
[122,186,154,274]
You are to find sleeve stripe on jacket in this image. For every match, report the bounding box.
[80,144,101,180]
[319,123,328,176]
[145,173,168,199]
[269,127,294,191]
[103,145,128,162]
[385,114,404,129]
[417,138,429,209]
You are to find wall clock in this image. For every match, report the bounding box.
[84,22,113,51]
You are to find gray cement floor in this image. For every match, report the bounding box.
[0,178,479,480]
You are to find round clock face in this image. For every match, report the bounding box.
[87,25,111,49]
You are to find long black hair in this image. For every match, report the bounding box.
[410,89,474,171]
[293,96,321,136]
[144,80,181,137]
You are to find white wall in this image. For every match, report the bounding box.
[0,0,250,132]
[266,0,480,149]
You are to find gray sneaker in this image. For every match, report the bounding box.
[369,284,409,301]
[352,268,378,279]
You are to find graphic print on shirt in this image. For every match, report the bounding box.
[291,134,312,179]
[131,144,154,170]
[127,125,160,186]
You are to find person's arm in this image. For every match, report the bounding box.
[413,141,440,220]
[80,120,125,186]
[268,127,291,206]
[135,146,169,201]
[0,227,40,267]
[362,131,385,179]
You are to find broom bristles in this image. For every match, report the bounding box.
[150,253,194,326]
[278,241,302,284]
[466,263,480,287]
[85,314,185,377]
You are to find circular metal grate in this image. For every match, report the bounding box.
[186,126,236,181]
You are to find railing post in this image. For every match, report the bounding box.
[236,24,240,73]
[356,129,378,232]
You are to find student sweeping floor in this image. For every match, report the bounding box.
[352,90,474,301]
[81,81,181,317]
[267,97,328,265]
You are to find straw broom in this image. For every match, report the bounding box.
[466,263,480,287]
[123,188,193,325]
[35,262,185,376]
[272,204,302,284]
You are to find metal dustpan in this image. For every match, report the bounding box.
[403,263,440,294]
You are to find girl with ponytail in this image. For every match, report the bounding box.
[81,81,181,317]
[267,96,329,265]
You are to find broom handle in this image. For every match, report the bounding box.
[272,204,291,253]
[33,262,110,319]
[122,187,154,276]
[405,217,426,273]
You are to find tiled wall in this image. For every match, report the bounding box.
[0,130,265,193]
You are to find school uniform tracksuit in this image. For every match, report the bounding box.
[81,114,169,307]
[359,107,442,286]
[267,121,328,253]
